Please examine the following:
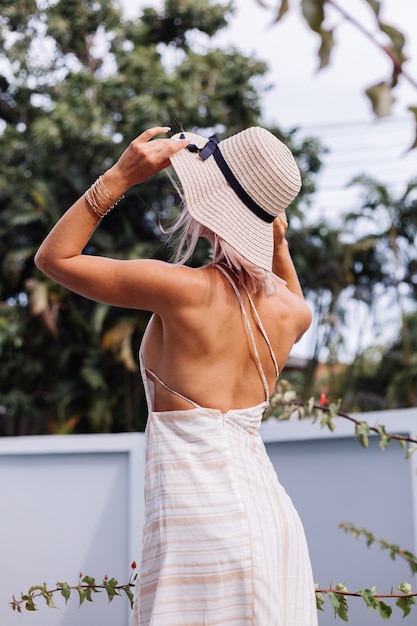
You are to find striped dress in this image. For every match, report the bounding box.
[131,267,318,626]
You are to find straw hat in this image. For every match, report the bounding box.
[169,126,301,271]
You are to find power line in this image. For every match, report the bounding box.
[294,116,414,134]
[293,117,417,219]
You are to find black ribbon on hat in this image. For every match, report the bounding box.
[180,133,274,224]
[180,132,219,159]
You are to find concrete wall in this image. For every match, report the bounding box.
[1,409,416,626]
[0,434,145,626]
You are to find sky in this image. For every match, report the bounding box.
[123,0,417,360]
[123,0,417,216]
[213,0,417,127]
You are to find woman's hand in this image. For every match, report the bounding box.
[272,212,304,298]
[35,126,189,299]
[103,126,189,197]
[273,213,288,247]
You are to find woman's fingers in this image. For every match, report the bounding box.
[138,126,172,142]
[273,213,288,243]
[111,127,189,188]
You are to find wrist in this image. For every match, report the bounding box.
[102,166,131,198]
[85,174,125,219]
[274,237,289,257]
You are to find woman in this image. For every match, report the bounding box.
[35,126,318,625]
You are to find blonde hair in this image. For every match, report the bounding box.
[164,206,277,295]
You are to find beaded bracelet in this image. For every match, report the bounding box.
[85,175,125,219]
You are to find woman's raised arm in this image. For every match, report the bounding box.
[34,127,190,311]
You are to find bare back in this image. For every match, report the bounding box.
[141,264,311,413]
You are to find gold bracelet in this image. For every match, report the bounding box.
[85,175,125,218]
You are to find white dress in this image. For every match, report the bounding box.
[131,266,318,626]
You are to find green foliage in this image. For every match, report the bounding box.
[340,522,417,577]
[396,583,416,618]
[293,172,417,408]
[0,0,326,435]
[11,552,417,620]
[1,0,415,433]
[265,381,417,459]
[328,583,349,621]
[139,0,233,48]
[11,565,138,613]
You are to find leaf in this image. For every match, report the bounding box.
[328,401,341,418]
[41,589,57,609]
[28,585,45,594]
[378,600,392,619]
[282,389,297,403]
[81,576,101,602]
[328,587,349,622]
[315,584,325,611]
[378,21,406,58]
[396,594,415,618]
[365,81,395,118]
[376,425,391,451]
[355,421,370,447]
[406,445,417,460]
[77,585,86,606]
[276,406,297,421]
[272,0,289,22]
[122,584,134,608]
[103,578,121,603]
[301,0,325,33]
[398,582,412,595]
[22,594,37,611]
[359,587,379,610]
[364,0,381,17]
[25,599,37,611]
[306,396,315,414]
[25,278,49,316]
[57,581,71,604]
[318,28,334,68]
[320,411,336,431]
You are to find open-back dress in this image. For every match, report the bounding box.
[131,266,318,626]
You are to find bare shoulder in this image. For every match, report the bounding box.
[257,282,312,344]
[290,292,312,341]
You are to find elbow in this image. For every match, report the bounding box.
[34,245,53,277]
[295,302,312,343]
[34,247,45,272]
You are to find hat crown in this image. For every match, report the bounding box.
[220,127,301,218]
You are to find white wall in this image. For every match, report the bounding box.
[0,434,145,626]
[1,409,416,626]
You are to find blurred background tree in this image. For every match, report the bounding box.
[0,0,415,437]
[0,0,324,435]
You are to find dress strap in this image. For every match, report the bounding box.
[215,264,277,404]
[139,324,155,411]
[139,315,201,411]
[145,366,201,409]
[240,284,279,379]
